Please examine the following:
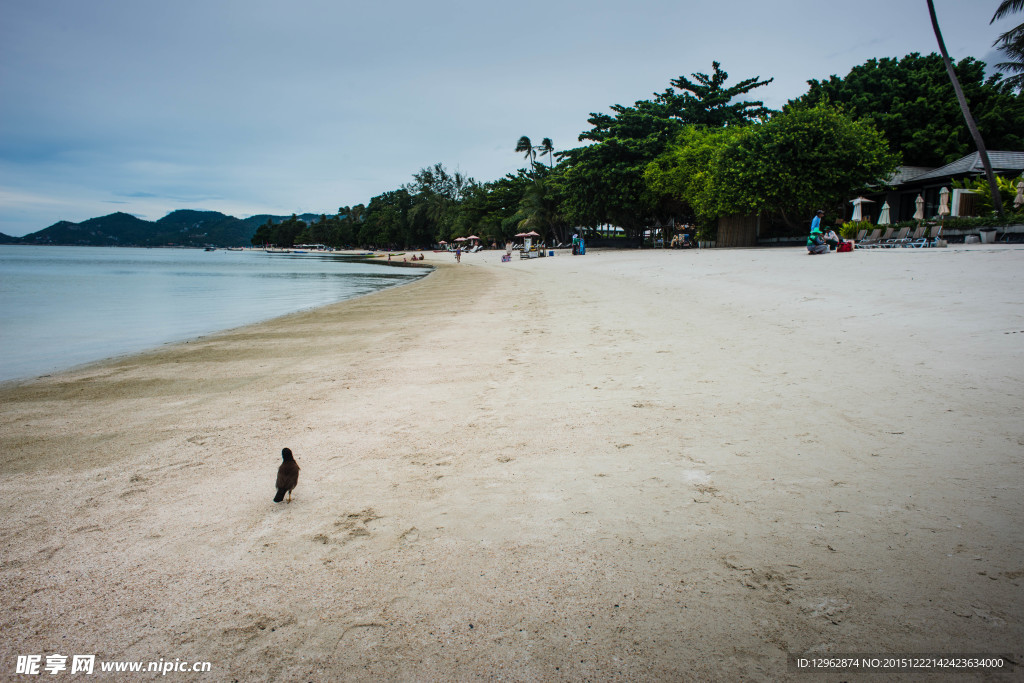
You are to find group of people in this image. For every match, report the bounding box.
[807,210,843,254]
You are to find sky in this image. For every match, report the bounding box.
[0,0,1016,236]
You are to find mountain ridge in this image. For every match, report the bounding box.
[10,210,325,248]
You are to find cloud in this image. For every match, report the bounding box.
[0,0,1011,236]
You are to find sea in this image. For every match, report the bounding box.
[0,246,428,383]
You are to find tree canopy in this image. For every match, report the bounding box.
[557,62,774,235]
[645,103,899,221]
[246,51,1022,250]
[791,52,1024,166]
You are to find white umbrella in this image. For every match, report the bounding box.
[1015,180,1024,209]
[938,187,950,217]
[913,195,925,221]
[878,201,891,225]
[850,196,874,222]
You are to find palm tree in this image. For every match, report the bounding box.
[538,138,554,167]
[992,0,1024,91]
[927,0,1003,216]
[515,136,536,167]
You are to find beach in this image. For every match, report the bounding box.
[1,245,1021,680]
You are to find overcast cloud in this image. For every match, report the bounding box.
[0,0,1014,236]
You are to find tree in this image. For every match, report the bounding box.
[927,0,1002,216]
[406,163,472,243]
[515,136,536,167]
[654,61,773,127]
[538,137,555,167]
[450,171,534,246]
[512,174,569,244]
[645,103,899,222]
[992,0,1024,91]
[792,52,1024,167]
[558,63,774,235]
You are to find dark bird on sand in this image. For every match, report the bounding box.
[274,448,300,503]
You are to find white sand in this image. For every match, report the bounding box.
[1,245,1022,680]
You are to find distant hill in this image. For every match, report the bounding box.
[14,210,325,248]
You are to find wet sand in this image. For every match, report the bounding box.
[1,245,1022,680]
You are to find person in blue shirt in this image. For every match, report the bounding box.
[810,209,824,232]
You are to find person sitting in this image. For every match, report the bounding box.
[807,217,829,255]
[823,227,841,251]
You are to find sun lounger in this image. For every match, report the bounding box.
[855,229,867,242]
[856,228,882,249]
[882,227,910,247]
[899,226,925,247]
[869,227,895,248]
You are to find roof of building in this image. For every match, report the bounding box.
[903,151,1024,184]
[887,166,935,185]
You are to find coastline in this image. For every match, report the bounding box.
[1,246,1021,679]
[0,245,431,385]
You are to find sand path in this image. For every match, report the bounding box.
[1,246,1022,680]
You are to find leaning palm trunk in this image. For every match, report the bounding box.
[927,0,1004,216]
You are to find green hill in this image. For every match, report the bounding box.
[16,209,321,247]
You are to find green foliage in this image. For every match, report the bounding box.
[840,221,876,239]
[558,63,774,235]
[654,61,774,127]
[646,104,899,221]
[992,1,1024,91]
[251,214,306,248]
[791,53,1024,166]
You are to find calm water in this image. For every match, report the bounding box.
[0,246,427,382]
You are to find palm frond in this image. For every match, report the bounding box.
[992,0,1024,23]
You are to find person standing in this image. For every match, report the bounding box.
[455,246,462,263]
[811,209,824,233]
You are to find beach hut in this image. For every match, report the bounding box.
[515,231,541,258]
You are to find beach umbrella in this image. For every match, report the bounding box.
[938,187,950,218]
[466,235,480,240]
[849,196,874,222]
[454,237,468,242]
[877,201,891,225]
[913,195,925,221]
[525,231,540,237]
[1015,181,1024,209]
[514,232,529,238]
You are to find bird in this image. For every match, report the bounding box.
[274,448,300,503]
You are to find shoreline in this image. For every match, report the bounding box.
[1,246,1021,679]
[0,246,433,386]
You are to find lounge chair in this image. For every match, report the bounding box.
[870,227,895,248]
[882,227,910,247]
[867,227,893,248]
[905,224,938,248]
[855,229,867,242]
[925,223,943,247]
[856,228,882,249]
[899,226,926,247]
